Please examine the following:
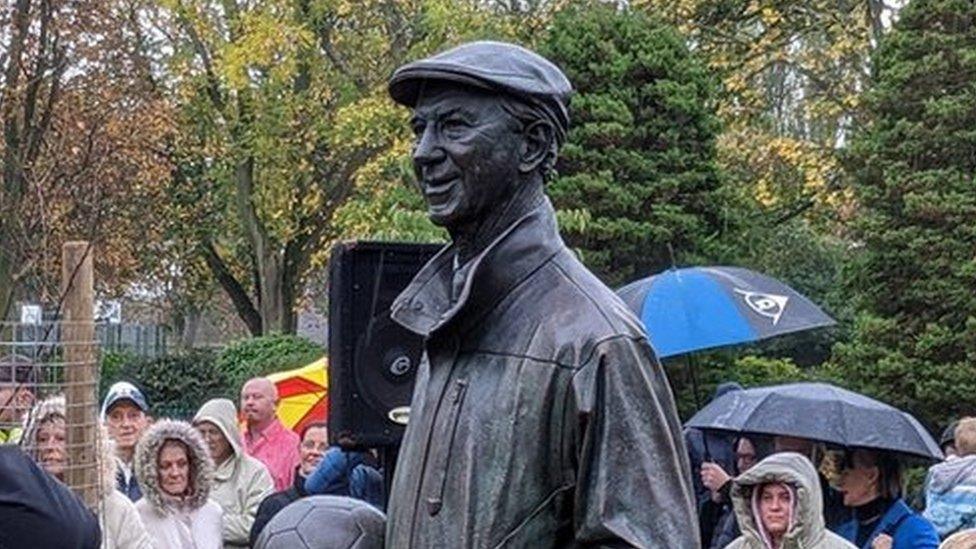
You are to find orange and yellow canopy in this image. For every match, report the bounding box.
[266,357,328,435]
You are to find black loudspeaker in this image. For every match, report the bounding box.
[328,241,442,448]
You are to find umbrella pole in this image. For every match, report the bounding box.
[687,353,703,410]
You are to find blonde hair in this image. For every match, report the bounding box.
[940,529,976,549]
[955,418,976,457]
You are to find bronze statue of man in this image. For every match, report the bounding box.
[386,41,698,547]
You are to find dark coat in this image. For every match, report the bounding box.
[385,199,698,547]
[115,465,142,502]
[687,425,737,544]
[0,445,101,549]
[837,498,939,549]
[249,468,306,547]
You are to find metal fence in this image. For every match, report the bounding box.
[1,320,103,509]
[12,322,170,359]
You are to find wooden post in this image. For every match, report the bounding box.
[61,241,99,508]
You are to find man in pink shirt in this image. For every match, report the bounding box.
[241,377,300,491]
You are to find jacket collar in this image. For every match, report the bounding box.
[392,197,564,338]
[294,466,308,497]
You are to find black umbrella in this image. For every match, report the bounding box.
[685,382,942,461]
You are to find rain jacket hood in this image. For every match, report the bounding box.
[925,454,976,495]
[923,454,976,537]
[24,394,125,496]
[134,419,215,514]
[21,394,66,464]
[193,398,274,547]
[729,452,855,549]
[193,398,243,462]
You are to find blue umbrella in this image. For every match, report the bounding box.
[617,266,836,358]
[685,382,942,461]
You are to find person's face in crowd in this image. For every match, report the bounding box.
[158,441,190,497]
[837,450,880,506]
[105,401,149,452]
[36,417,67,480]
[241,380,276,425]
[299,425,329,476]
[736,437,758,473]
[410,82,523,230]
[195,421,233,464]
[758,482,792,538]
[0,384,34,422]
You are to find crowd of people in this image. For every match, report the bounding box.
[0,353,383,549]
[8,348,976,548]
[688,384,976,549]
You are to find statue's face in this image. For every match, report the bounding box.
[410,83,522,229]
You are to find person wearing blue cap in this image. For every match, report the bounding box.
[384,41,698,547]
[102,381,152,501]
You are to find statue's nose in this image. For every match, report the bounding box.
[413,126,445,166]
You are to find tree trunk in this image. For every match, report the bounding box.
[256,250,296,334]
[0,256,15,321]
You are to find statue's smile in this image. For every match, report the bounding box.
[424,177,459,200]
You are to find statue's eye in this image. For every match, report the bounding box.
[441,117,468,137]
[410,121,426,138]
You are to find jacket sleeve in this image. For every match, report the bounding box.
[249,495,285,547]
[305,448,365,495]
[895,515,940,549]
[570,336,699,548]
[111,494,156,549]
[222,465,275,545]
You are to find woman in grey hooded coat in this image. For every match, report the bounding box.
[727,452,855,549]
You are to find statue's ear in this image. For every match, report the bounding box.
[518,120,554,174]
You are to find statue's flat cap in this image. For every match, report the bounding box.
[389,41,572,139]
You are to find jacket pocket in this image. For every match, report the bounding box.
[425,378,468,516]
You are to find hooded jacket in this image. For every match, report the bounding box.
[134,419,223,549]
[23,394,154,549]
[727,452,855,549]
[385,198,697,547]
[923,454,976,537]
[193,398,274,547]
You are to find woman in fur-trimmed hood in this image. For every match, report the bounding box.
[22,394,154,549]
[134,419,222,549]
[727,452,855,549]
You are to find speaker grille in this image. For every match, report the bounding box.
[328,241,442,448]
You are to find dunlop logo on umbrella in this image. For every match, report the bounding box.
[735,288,789,325]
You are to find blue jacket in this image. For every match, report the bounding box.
[116,465,142,501]
[837,499,938,549]
[304,447,384,508]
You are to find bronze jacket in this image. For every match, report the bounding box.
[386,198,699,548]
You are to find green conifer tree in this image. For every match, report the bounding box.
[829,0,976,427]
[542,1,729,286]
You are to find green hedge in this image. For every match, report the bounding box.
[100,349,223,420]
[99,334,325,420]
[215,333,325,397]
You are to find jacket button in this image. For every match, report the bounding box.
[412,300,424,311]
[426,497,442,516]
